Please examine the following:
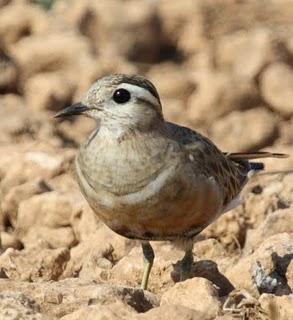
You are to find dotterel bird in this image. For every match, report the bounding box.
[55,74,288,290]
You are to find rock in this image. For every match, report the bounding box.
[60,302,134,320]
[260,62,293,116]
[286,259,293,290]
[47,173,79,194]
[186,47,214,71]
[177,12,207,55]
[77,250,113,282]
[264,145,293,171]
[160,98,188,125]
[71,55,137,102]
[0,108,59,145]
[161,278,221,319]
[17,191,82,231]
[203,207,246,250]
[0,1,48,47]
[259,294,293,320]
[115,0,162,63]
[203,173,292,254]
[157,0,200,47]
[0,0,12,9]
[0,279,159,318]
[209,108,278,152]
[222,289,268,320]
[0,146,72,197]
[215,29,274,79]
[215,316,235,320]
[277,118,293,145]
[190,0,292,40]
[193,238,227,261]
[147,64,195,101]
[243,188,277,230]
[69,203,100,242]
[286,34,293,53]
[226,233,293,296]
[59,0,162,63]
[92,224,134,261]
[10,33,92,80]
[64,239,114,281]
[0,291,53,320]
[64,226,134,280]
[24,72,75,112]
[1,178,50,227]
[186,71,259,125]
[0,48,18,93]
[20,226,76,250]
[0,231,22,251]
[110,242,183,292]
[136,304,204,320]
[63,224,133,280]
[191,239,235,296]
[112,240,232,295]
[245,208,293,252]
[54,116,96,145]
[0,247,69,281]
[0,94,29,143]
[190,260,235,297]
[243,173,293,229]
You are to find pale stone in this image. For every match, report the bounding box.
[260,63,293,116]
[259,294,293,320]
[161,278,221,318]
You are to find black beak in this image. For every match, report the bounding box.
[54,102,89,118]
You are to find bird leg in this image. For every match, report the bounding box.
[179,241,194,281]
[141,241,154,290]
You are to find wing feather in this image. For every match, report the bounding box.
[166,122,288,208]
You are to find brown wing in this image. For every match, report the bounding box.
[166,122,289,206]
[166,122,252,206]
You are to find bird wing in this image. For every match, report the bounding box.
[165,122,287,207]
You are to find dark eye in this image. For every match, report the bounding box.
[113,89,131,104]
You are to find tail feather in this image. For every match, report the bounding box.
[224,151,289,160]
[250,162,264,170]
[224,151,289,173]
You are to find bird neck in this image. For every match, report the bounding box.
[98,116,165,142]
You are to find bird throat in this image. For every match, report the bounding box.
[98,111,165,143]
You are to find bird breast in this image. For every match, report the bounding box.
[74,129,224,240]
[76,130,178,196]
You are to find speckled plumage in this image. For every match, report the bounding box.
[55,74,287,289]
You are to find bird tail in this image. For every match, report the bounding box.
[249,162,264,170]
[224,151,289,160]
[224,151,289,172]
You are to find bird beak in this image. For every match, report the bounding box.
[54,102,89,118]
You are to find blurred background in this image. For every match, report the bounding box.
[0,0,292,163]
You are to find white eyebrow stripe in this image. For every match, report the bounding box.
[119,83,161,109]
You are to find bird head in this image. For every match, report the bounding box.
[55,74,164,132]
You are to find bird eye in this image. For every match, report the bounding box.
[113,89,131,104]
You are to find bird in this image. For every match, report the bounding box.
[55,74,288,290]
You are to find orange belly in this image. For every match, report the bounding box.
[81,173,223,241]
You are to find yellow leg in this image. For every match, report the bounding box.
[141,241,154,290]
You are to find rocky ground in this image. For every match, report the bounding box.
[0,0,292,319]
